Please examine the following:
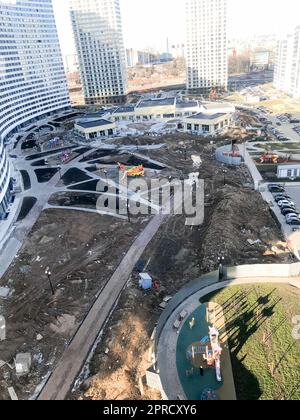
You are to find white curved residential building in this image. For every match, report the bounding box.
[0,0,70,219]
[0,138,11,219]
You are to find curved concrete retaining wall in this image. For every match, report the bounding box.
[155,262,300,345]
[227,263,300,279]
[215,145,242,165]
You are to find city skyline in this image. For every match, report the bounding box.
[53,0,300,57]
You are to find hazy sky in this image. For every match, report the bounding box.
[53,0,300,56]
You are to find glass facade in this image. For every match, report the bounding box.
[0,0,70,219]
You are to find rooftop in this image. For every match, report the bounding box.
[83,111,107,119]
[76,119,113,129]
[187,113,226,121]
[176,100,199,109]
[137,97,176,108]
[277,163,300,167]
[114,105,135,114]
[203,102,234,110]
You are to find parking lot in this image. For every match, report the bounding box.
[254,109,300,143]
[264,183,300,259]
[268,116,300,142]
[285,185,300,210]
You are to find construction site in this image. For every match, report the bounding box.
[0,112,293,401]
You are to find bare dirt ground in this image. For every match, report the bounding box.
[72,134,292,401]
[0,131,292,400]
[127,59,186,93]
[0,210,144,400]
[227,84,300,116]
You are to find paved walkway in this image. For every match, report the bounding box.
[157,276,300,400]
[38,211,167,400]
[238,144,263,190]
[0,143,162,277]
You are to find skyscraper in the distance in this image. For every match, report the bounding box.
[185,0,228,94]
[70,0,127,106]
[0,0,70,220]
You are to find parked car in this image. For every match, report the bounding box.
[271,187,286,193]
[285,214,300,222]
[281,207,298,216]
[274,194,291,202]
[287,219,300,226]
[269,184,285,193]
[278,199,295,207]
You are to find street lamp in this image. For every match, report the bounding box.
[45,266,55,295]
[217,256,225,282]
[223,170,227,186]
[126,198,131,223]
[183,146,187,161]
[103,169,108,182]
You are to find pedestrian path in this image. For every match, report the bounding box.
[38,212,167,400]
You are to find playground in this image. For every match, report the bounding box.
[202,284,300,400]
[247,142,300,182]
[176,303,236,400]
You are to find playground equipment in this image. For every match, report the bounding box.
[118,162,145,177]
[259,151,279,164]
[61,149,71,163]
[209,89,218,101]
[201,388,218,400]
[208,326,222,382]
[47,137,61,149]
[201,322,222,383]
[189,317,196,330]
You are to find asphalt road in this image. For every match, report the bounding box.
[285,185,300,210]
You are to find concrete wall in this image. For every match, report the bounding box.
[227,263,300,279]
[238,144,263,190]
[155,262,300,346]
[215,145,242,165]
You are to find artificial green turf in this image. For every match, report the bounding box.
[201,284,300,400]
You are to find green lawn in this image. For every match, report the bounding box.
[201,285,300,400]
[256,164,277,173]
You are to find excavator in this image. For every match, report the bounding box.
[209,89,218,101]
